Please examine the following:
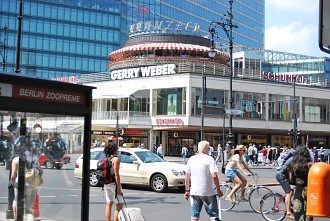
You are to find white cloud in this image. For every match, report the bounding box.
[265,1,327,56]
[265,22,316,55]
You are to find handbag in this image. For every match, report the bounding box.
[25,168,43,187]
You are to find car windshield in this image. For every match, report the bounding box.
[90,150,104,160]
[134,151,165,163]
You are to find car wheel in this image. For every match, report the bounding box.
[55,164,63,169]
[90,171,100,187]
[45,160,54,169]
[150,174,168,192]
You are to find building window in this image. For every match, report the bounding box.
[269,94,296,121]
[235,91,265,118]
[303,97,328,123]
[191,88,225,116]
[154,88,185,116]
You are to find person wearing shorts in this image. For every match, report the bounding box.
[103,144,124,221]
[275,155,294,220]
[184,141,223,221]
[224,145,253,203]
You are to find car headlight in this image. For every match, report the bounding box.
[171,169,185,176]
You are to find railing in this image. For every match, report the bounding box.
[80,56,328,87]
[92,111,149,121]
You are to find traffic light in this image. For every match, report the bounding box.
[257,102,263,114]
[296,130,301,136]
[288,129,293,135]
[117,128,124,136]
[20,118,27,136]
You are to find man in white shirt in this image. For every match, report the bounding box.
[184,141,223,221]
[181,145,189,164]
[157,144,163,158]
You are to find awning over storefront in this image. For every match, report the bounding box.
[88,82,147,99]
[109,42,228,60]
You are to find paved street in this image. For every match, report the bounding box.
[0,155,325,221]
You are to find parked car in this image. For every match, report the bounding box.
[318,148,330,163]
[74,147,186,192]
[38,153,71,169]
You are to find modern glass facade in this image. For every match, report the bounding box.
[125,0,265,49]
[0,0,121,78]
[0,0,264,79]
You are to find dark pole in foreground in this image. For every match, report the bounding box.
[200,64,206,141]
[208,0,237,159]
[15,0,23,73]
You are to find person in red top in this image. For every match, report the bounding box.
[261,146,268,166]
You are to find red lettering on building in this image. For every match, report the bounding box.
[262,71,311,85]
[124,129,145,135]
[155,118,183,125]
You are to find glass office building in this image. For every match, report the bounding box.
[0,0,264,79]
[125,0,265,49]
[0,0,122,79]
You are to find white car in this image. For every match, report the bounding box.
[74,147,186,192]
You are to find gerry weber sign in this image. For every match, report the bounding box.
[110,64,176,80]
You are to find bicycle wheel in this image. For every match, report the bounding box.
[219,184,235,211]
[260,192,286,221]
[248,186,272,213]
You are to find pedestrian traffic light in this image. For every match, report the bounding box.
[288,129,293,135]
[257,102,263,114]
[296,130,301,136]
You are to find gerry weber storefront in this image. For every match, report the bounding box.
[85,33,330,155]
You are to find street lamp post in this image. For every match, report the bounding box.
[292,80,298,147]
[208,0,238,158]
[200,64,206,141]
[0,25,7,71]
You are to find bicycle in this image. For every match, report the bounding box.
[260,187,295,221]
[219,173,272,213]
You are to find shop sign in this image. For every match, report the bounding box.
[52,76,80,84]
[123,129,145,135]
[104,131,114,135]
[154,118,184,126]
[129,20,200,35]
[92,130,103,135]
[170,132,196,138]
[110,64,176,80]
[241,99,256,113]
[0,83,84,104]
[262,71,311,85]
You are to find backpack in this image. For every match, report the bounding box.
[96,156,115,186]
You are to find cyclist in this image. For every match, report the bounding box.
[275,148,295,220]
[224,145,253,203]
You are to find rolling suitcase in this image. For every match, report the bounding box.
[118,195,146,221]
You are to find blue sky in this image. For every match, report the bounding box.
[265,0,329,57]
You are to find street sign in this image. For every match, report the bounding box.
[202,105,225,116]
[225,109,244,115]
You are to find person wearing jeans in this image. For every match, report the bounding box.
[184,141,223,221]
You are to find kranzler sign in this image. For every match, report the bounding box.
[110,64,176,80]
